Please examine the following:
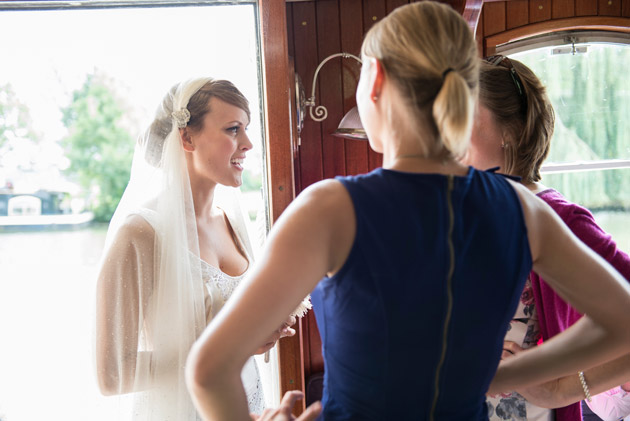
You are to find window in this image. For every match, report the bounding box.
[0,2,274,420]
[501,34,630,251]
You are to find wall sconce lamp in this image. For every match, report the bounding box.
[295,52,367,141]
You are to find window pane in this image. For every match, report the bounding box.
[511,43,630,252]
[513,44,630,163]
[0,4,268,420]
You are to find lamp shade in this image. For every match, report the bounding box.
[332,106,367,140]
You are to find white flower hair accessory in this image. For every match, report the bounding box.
[171,108,191,128]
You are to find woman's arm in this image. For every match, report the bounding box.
[186,180,354,421]
[560,203,630,281]
[95,215,155,395]
[489,182,630,395]
[518,354,630,408]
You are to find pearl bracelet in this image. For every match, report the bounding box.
[578,371,592,402]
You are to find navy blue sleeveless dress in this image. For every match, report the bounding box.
[310,167,532,420]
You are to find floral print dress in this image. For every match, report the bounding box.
[486,278,552,421]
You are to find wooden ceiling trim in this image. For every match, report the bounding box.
[485,16,630,55]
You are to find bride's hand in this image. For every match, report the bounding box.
[254,315,297,355]
[250,391,322,421]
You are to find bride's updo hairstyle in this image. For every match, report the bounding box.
[144,79,250,167]
[361,1,479,158]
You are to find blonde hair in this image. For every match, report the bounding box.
[479,59,554,183]
[361,1,479,158]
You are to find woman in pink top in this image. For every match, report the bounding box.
[463,56,630,421]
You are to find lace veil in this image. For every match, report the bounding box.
[95,77,254,420]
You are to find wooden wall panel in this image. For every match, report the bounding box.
[484,2,507,35]
[363,0,387,32]
[552,0,574,18]
[530,0,552,23]
[340,0,371,177]
[291,3,324,190]
[576,0,598,15]
[600,0,622,16]
[316,0,347,180]
[507,0,529,29]
[363,0,387,170]
[387,0,409,12]
[624,0,630,17]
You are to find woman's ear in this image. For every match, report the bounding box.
[370,58,385,103]
[180,128,195,152]
[501,128,512,149]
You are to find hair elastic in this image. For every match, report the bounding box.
[442,68,454,79]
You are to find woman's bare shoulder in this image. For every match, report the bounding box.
[114,213,157,247]
[295,178,352,211]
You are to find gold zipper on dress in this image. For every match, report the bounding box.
[429,175,455,421]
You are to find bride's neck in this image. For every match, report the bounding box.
[189,176,218,218]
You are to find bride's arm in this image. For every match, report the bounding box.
[186,180,353,421]
[95,215,155,395]
[489,182,630,395]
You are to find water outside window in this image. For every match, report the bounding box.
[0,4,270,420]
[513,43,630,251]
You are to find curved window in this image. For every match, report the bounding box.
[501,35,630,251]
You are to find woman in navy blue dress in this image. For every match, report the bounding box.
[186,2,630,420]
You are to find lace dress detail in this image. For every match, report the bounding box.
[201,261,243,304]
[199,258,266,415]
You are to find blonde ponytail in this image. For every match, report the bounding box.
[361,1,479,159]
[433,69,475,158]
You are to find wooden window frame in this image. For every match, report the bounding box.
[257,0,305,413]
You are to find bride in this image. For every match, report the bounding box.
[94,77,295,420]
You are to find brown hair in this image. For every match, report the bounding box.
[145,79,250,166]
[186,79,250,132]
[479,59,554,183]
[361,1,479,158]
